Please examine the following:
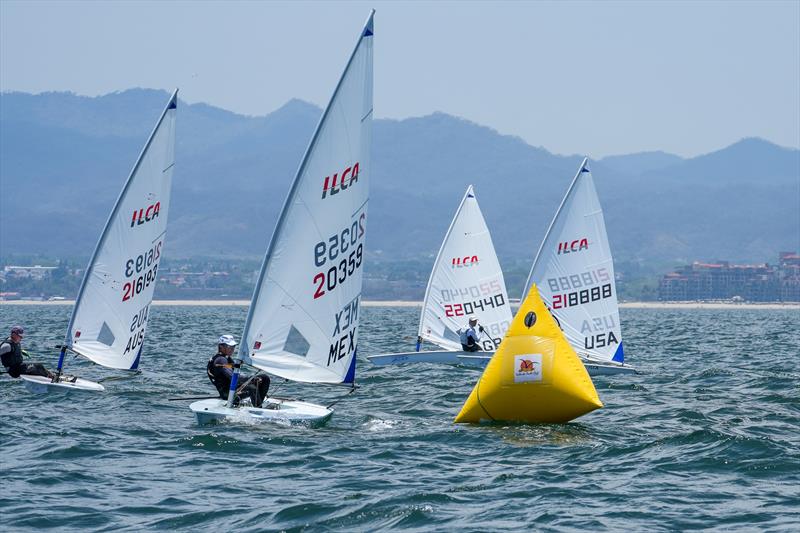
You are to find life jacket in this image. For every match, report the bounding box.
[1,337,24,377]
[207,354,224,383]
[459,326,479,347]
[206,353,231,397]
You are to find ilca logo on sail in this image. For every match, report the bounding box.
[321,162,360,199]
[557,238,589,255]
[130,198,161,228]
[451,255,479,268]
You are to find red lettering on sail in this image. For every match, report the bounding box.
[321,162,360,199]
[130,201,161,227]
[557,238,589,254]
[451,255,480,268]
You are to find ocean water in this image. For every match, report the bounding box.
[1,305,798,531]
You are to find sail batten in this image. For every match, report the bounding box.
[240,12,374,384]
[522,159,623,364]
[418,186,512,352]
[66,90,178,370]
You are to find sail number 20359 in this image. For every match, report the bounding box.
[313,214,366,300]
[313,244,363,299]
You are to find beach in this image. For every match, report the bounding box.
[619,301,799,310]
[2,299,797,310]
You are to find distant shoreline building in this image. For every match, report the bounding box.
[658,252,800,302]
[2,265,57,280]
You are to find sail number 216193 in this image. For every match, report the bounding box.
[122,241,162,302]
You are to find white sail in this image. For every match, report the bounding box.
[418,186,512,351]
[239,12,374,384]
[66,90,177,370]
[522,158,624,364]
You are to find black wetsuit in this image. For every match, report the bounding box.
[206,353,269,407]
[0,338,51,378]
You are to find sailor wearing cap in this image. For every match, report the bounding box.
[205,334,269,407]
[0,325,55,379]
[459,316,485,352]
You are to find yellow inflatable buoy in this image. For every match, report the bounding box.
[454,283,603,424]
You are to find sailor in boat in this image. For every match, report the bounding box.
[1,325,56,380]
[459,316,485,352]
[206,334,270,407]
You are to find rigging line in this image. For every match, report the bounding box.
[151,229,167,244]
[351,198,369,218]
[235,373,258,394]
[361,108,373,123]
[326,385,357,409]
[267,378,289,398]
[238,362,288,397]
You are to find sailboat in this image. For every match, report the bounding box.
[366,185,513,366]
[189,11,374,425]
[21,90,178,393]
[455,282,603,424]
[521,158,635,375]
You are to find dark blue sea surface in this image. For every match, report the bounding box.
[1,305,799,531]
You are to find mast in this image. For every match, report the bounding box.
[238,12,374,383]
[58,89,178,374]
[416,185,475,347]
[521,157,624,364]
[522,157,589,299]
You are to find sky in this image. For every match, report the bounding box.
[1,0,798,158]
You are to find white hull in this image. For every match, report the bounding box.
[582,360,637,376]
[367,351,636,376]
[20,374,105,393]
[189,397,333,427]
[366,350,494,366]
[456,354,492,367]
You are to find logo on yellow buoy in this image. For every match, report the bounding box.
[514,353,543,382]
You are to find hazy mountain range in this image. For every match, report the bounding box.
[1,89,798,272]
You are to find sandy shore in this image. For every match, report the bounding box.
[1,299,797,310]
[618,302,799,310]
